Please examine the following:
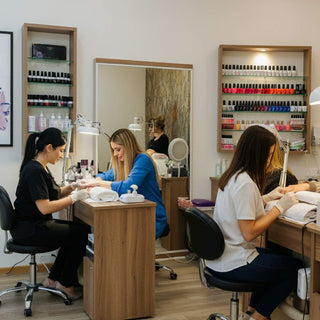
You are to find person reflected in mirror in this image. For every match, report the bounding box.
[146,115,169,156]
[11,128,90,300]
[264,140,298,194]
[206,125,301,320]
[84,128,167,239]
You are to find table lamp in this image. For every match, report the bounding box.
[62,114,100,185]
[128,116,143,132]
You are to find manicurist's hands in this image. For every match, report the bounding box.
[262,186,283,203]
[69,189,89,204]
[274,192,298,214]
[71,179,87,190]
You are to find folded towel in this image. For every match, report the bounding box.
[89,187,119,202]
[296,191,320,205]
[265,200,316,222]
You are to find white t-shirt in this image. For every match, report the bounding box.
[206,171,265,272]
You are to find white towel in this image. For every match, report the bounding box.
[265,200,316,222]
[88,187,119,202]
[296,191,320,205]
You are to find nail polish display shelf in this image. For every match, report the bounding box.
[218,45,311,153]
[23,23,77,153]
[221,129,305,133]
[222,75,306,80]
[28,57,73,64]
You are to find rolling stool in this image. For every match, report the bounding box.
[0,185,72,317]
[155,223,177,280]
[185,207,267,320]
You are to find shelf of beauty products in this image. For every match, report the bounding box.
[23,23,77,150]
[217,45,312,153]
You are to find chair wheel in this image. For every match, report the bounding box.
[64,299,72,305]
[170,272,177,280]
[24,308,32,317]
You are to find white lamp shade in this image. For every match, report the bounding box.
[77,125,100,135]
[309,87,320,106]
[128,116,143,131]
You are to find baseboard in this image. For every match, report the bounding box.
[0,263,53,275]
[156,249,189,259]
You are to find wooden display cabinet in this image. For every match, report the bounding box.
[22,23,77,152]
[218,45,311,153]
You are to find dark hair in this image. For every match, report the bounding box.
[218,125,276,194]
[20,127,66,175]
[150,115,165,131]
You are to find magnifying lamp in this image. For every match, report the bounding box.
[62,114,101,185]
[128,116,143,132]
[168,138,189,177]
[309,87,320,106]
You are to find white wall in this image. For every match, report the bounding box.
[1,0,320,267]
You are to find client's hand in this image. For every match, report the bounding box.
[262,186,283,203]
[274,192,298,214]
[82,179,112,190]
[69,189,89,204]
[282,183,310,193]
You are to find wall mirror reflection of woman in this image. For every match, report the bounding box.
[146,115,169,156]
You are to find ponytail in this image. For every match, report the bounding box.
[20,128,66,175]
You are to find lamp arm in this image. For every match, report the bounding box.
[62,125,73,186]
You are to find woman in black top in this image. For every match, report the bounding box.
[146,115,169,156]
[11,128,90,300]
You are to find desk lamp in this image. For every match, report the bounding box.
[62,114,100,185]
[128,116,143,132]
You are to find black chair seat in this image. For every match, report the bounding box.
[7,238,59,255]
[204,267,266,292]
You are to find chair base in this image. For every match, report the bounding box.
[208,314,230,320]
[0,281,71,317]
[155,262,178,280]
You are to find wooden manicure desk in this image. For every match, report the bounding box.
[74,200,156,320]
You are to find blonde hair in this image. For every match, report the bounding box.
[267,140,293,175]
[109,128,160,185]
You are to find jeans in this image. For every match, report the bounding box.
[209,247,302,317]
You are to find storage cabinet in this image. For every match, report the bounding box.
[160,177,189,250]
[22,23,77,152]
[218,45,311,153]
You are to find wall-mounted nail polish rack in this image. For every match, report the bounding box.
[218,45,312,153]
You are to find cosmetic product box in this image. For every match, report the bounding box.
[32,43,66,60]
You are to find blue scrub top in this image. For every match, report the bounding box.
[96,153,167,238]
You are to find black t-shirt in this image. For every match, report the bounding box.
[147,134,169,155]
[12,160,60,240]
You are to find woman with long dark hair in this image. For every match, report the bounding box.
[207,125,301,320]
[12,128,90,300]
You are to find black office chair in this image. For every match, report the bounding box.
[184,207,266,320]
[155,223,178,280]
[0,185,71,317]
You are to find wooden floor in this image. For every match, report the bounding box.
[0,257,292,320]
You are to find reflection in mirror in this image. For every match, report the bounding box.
[94,59,192,176]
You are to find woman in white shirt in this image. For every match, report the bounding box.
[207,125,301,320]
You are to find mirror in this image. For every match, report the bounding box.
[94,58,193,177]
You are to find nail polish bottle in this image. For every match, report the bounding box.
[287,66,292,77]
[222,64,225,75]
[275,66,280,76]
[292,66,297,76]
[283,66,288,77]
[279,66,283,77]
[272,66,276,77]
[268,65,272,76]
